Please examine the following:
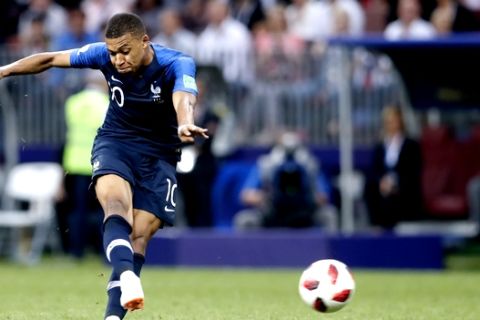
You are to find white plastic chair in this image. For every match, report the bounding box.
[0,162,63,264]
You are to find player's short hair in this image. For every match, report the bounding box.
[105,13,146,39]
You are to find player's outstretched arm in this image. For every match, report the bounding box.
[0,50,73,79]
[173,91,209,143]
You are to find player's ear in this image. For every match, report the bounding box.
[142,35,150,48]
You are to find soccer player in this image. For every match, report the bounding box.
[0,13,208,320]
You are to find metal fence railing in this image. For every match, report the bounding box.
[0,44,412,151]
[198,45,414,148]
[0,49,65,149]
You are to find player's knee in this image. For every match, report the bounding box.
[102,197,131,217]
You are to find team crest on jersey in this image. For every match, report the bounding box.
[150,84,163,104]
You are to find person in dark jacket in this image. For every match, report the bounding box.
[364,105,423,230]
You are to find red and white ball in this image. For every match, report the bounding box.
[298,259,355,313]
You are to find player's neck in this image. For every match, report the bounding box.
[142,45,154,67]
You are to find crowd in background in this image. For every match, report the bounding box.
[1,0,480,109]
[2,0,480,50]
[1,0,480,257]
[1,0,480,85]
[1,0,479,124]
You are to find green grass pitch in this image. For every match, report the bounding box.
[1,257,480,320]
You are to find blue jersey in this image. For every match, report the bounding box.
[70,42,198,160]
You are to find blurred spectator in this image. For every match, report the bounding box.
[386,0,436,23]
[61,70,108,259]
[254,4,305,81]
[18,0,67,40]
[247,4,305,141]
[19,12,50,54]
[50,7,100,50]
[285,0,330,41]
[351,47,395,90]
[430,0,480,35]
[332,4,352,35]
[283,0,364,41]
[363,0,389,33]
[331,0,366,36]
[363,105,423,230]
[234,132,338,231]
[197,0,253,87]
[182,0,209,33]
[134,0,163,36]
[81,0,135,34]
[384,0,436,40]
[152,7,197,56]
[430,2,455,34]
[230,0,266,32]
[49,7,100,98]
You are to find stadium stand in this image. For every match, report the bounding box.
[421,125,469,219]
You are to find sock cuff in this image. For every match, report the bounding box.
[105,239,133,262]
[103,214,132,234]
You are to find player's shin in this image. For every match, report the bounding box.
[133,253,145,276]
[103,215,134,276]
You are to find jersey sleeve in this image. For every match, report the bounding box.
[170,56,198,95]
[70,42,109,69]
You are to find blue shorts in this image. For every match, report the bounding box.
[90,139,178,226]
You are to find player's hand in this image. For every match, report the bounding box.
[177,124,209,143]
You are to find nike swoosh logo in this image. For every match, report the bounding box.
[164,206,175,212]
[111,75,123,84]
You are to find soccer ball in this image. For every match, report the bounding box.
[298,259,355,313]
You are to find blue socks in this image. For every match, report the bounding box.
[133,253,146,276]
[103,215,134,276]
[103,215,146,319]
[105,270,126,319]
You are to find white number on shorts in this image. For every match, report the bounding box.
[165,178,177,207]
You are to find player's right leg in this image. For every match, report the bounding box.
[95,174,144,316]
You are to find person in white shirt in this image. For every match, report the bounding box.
[331,0,366,37]
[384,0,436,40]
[285,0,331,41]
[81,0,135,34]
[196,0,253,86]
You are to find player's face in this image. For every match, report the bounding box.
[106,33,151,74]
